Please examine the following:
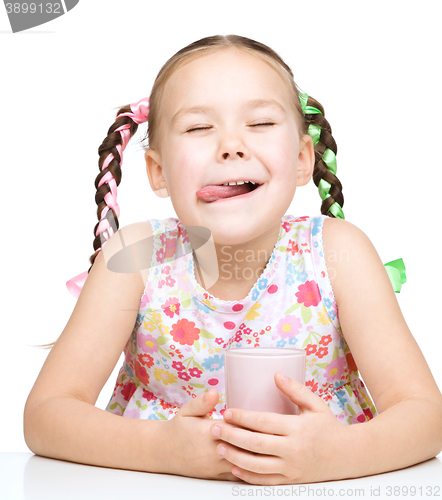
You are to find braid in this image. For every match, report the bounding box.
[88,106,141,271]
[299,94,344,220]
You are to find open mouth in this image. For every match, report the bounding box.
[196,182,263,203]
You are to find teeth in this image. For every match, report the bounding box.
[222,180,256,186]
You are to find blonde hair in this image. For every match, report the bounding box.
[143,34,307,150]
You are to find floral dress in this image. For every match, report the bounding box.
[105,214,377,425]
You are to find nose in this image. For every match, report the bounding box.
[217,130,250,161]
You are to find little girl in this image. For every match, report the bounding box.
[24,34,442,485]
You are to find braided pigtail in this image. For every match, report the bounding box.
[299,93,344,220]
[89,109,140,269]
[64,97,150,299]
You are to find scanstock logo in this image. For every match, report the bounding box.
[3,1,79,32]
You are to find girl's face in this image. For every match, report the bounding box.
[145,47,314,246]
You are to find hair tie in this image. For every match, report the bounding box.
[117,96,150,124]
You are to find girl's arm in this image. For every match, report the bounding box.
[322,218,442,475]
[23,224,237,480]
[210,218,442,485]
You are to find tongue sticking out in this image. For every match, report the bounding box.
[196,183,255,202]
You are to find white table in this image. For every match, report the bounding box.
[2,452,441,500]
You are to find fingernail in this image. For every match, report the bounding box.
[233,467,242,477]
[203,392,207,403]
[211,425,220,438]
[280,372,289,382]
[218,446,226,456]
[224,410,232,421]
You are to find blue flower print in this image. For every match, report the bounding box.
[148,413,160,420]
[277,339,286,348]
[192,296,213,313]
[335,389,348,411]
[287,263,296,275]
[323,297,332,309]
[151,220,161,231]
[311,217,322,236]
[288,337,298,346]
[251,287,260,301]
[202,354,225,371]
[286,274,295,286]
[258,277,268,290]
[296,270,308,282]
[125,364,134,378]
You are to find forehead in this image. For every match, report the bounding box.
[161,48,294,120]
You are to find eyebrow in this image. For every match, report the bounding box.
[171,98,287,125]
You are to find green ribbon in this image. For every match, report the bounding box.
[300,92,406,293]
[384,258,407,293]
[299,92,345,220]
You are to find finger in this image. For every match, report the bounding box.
[223,408,293,435]
[274,371,330,414]
[211,422,284,456]
[178,389,219,418]
[231,467,288,486]
[216,441,282,476]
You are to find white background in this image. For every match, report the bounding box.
[1,0,441,452]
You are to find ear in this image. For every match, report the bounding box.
[145,149,169,199]
[297,134,315,187]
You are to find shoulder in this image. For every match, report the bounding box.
[321,217,390,306]
[98,221,154,291]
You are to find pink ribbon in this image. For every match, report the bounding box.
[66,97,150,299]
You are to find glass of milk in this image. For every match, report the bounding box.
[225,347,306,415]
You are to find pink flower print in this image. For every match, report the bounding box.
[350,413,367,424]
[282,221,291,232]
[319,335,332,347]
[140,283,153,308]
[135,360,150,385]
[156,247,164,263]
[276,315,302,339]
[306,344,317,356]
[324,356,346,382]
[123,409,141,419]
[138,332,158,354]
[363,407,374,420]
[346,353,358,372]
[165,275,176,287]
[305,379,318,393]
[189,367,203,378]
[121,381,136,402]
[215,337,224,345]
[142,390,156,401]
[178,371,191,381]
[294,216,309,223]
[317,347,328,359]
[138,353,154,368]
[163,265,171,275]
[172,361,185,372]
[295,280,321,307]
[165,238,177,259]
[171,318,200,346]
[287,239,299,256]
[162,297,181,318]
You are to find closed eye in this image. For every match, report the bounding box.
[251,122,275,127]
[187,126,212,132]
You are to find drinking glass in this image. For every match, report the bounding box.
[225,347,306,414]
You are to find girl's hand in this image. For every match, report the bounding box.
[162,388,241,481]
[210,372,353,485]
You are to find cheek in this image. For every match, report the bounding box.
[258,135,299,173]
